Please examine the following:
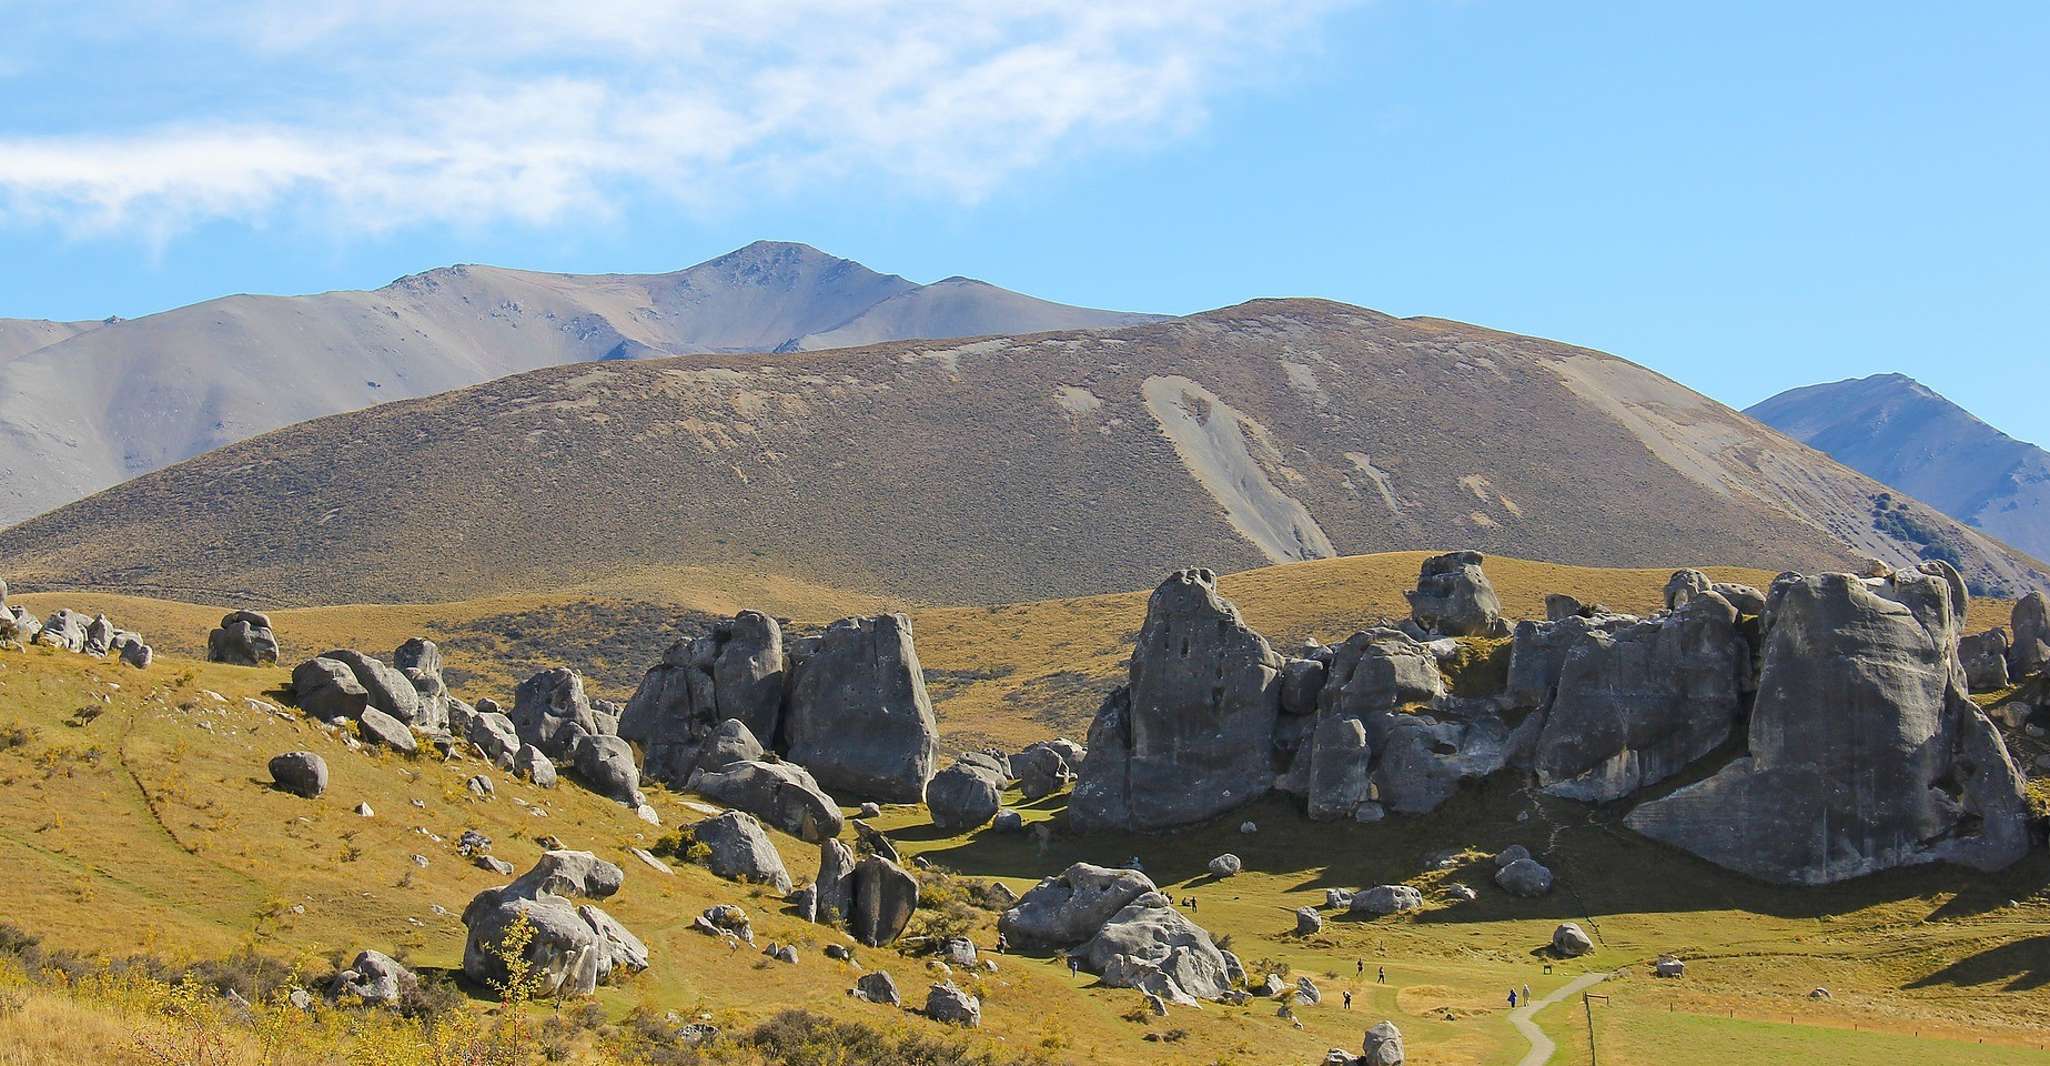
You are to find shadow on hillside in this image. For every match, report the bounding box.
[1906,936,2050,992]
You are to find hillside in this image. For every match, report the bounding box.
[0,242,1158,527]
[3,300,2044,607]
[3,558,2049,1065]
[1749,373,2050,563]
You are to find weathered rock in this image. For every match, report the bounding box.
[334,950,414,1005]
[857,801,882,819]
[1078,892,1232,1000]
[392,638,450,733]
[2013,593,2050,677]
[118,639,153,669]
[783,614,939,803]
[1655,955,1686,977]
[688,811,792,893]
[357,708,419,754]
[1296,975,1322,1005]
[626,612,787,785]
[1494,858,1554,897]
[1351,885,1423,916]
[1627,568,2032,884]
[512,667,599,758]
[852,819,899,863]
[461,851,636,998]
[1295,907,1324,935]
[1713,582,1767,615]
[0,605,39,646]
[939,935,979,969]
[1405,551,1508,637]
[466,774,495,798]
[1362,1020,1406,1065]
[1504,613,1639,711]
[512,743,555,787]
[466,712,520,767]
[1207,853,1243,879]
[293,657,371,722]
[321,649,423,725]
[1960,629,2012,693]
[1012,744,1074,800]
[691,759,843,843]
[1371,712,1513,815]
[1663,569,1713,609]
[992,809,1024,833]
[698,718,766,773]
[571,733,645,806]
[1070,570,1283,831]
[850,855,919,947]
[853,970,900,1005]
[268,752,328,797]
[814,839,858,924]
[999,862,1157,948]
[1532,592,1749,802]
[34,608,88,651]
[1280,657,1329,715]
[207,611,280,666]
[925,981,981,1026]
[1323,888,1354,909]
[1552,923,1594,957]
[927,759,1005,830]
[80,614,113,656]
[1493,844,1530,868]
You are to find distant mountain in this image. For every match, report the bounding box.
[0,242,1159,526]
[1748,374,2050,564]
[4,299,2041,608]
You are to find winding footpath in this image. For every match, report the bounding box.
[1510,971,1612,1066]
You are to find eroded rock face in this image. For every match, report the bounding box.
[1627,568,2032,884]
[2012,593,2050,678]
[1531,592,1749,802]
[782,614,939,804]
[690,759,843,843]
[1070,570,1283,831]
[321,649,424,726]
[1078,892,1232,1001]
[1362,1021,1406,1065]
[1505,613,1637,711]
[1959,629,2012,693]
[207,611,279,666]
[35,609,88,651]
[571,734,645,807]
[687,811,792,893]
[461,851,638,999]
[999,863,1157,948]
[1012,744,1074,801]
[850,855,919,947]
[928,759,1005,830]
[513,667,600,758]
[625,612,787,785]
[1405,551,1508,637]
[392,638,450,733]
[293,658,371,721]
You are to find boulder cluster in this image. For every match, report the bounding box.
[0,581,153,668]
[460,851,647,997]
[1069,554,2038,886]
[1000,862,1236,1006]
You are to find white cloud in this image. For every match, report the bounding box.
[0,1,1356,238]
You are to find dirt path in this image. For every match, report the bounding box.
[1512,971,1611,1066]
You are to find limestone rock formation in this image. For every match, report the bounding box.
[320,649,424,726]
[783,614,939,803]
[685,811,792,893]
[1530,591,1749,801]
[292,658,371,722]
[1351,885,1423,916]
[392,638,451,733]
[1011,744,1074,800]
[1505,613,1637,711]
[572,734,645,807]
[357,708,419,754]
[1626,567,2032,884]
[1959,629,2012,693]
[461,851,640,999]
[1552,923,1594,957]
[268,752,328,798]
[624,612,786,785]
[690,759,843,843]
[207,611,280,666]
[1494,857,1554,897]
[2012,592,2050,678]
[813,839,858,924]
[928,758,1005,830]
[34,608,87,651]
[925,982,981,1027]
[1070,570,1283,830]
[1362,1020,1406,1065]
[999,863,1157,949]
[1404,551,1508,637]
[850,855,919,947]
[333,950,415,1006]
[1077,891,1233,1001]
[513,667,602,758]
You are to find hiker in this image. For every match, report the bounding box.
[1508,989,1519,1009]
[1342,990,1353,1010]
[1523,982,1531,1006]
[995,932,1008,953]
[1377,965,1386,984]
[1356,960,1364,976]
[1067,955,1081,977]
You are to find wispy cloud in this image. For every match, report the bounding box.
[0,1,1355,238]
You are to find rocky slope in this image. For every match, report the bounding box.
[0,242,1157,526]
[1748,373,2050,564]
[2,300,2043,606]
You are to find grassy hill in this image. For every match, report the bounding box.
[6,301,2045,609]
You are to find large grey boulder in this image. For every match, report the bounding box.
[34,609,88,652]
[691,759,843,843]
[850,854,919,947]
[466,712,521,768]
[117,637,154,669]
[515,744,557,788]
[1274,627,1454,817]
[928,759,1005,830]
[1959,629,2012,693]
[1627,567,2032,884]
[1,605,41,646]
[1280,657,1329,715]
[925,982,981,1027]
[461,851,638,999]
[2011,592,2050,678]
[697,718,766,773]
[1552,923,1594,957]
[1494,857,1554,897]
[782,614,939,803]
[1012,744,1073,801]
[320,649,424,726]
[1077,892,1232,1001]
[1531,592,1749,802]
[813,839,858,924]
[571,734,645,807]
[81,615,114,656]
[853,971,900,1005]
[1405,551,1508,637]
[999,862,1157,948]
[207,611,280,666]
[624,612,787,785]
[392,638,451,733]
[357,708,419,754]
[268,751,328,797]
[1070,569,1283,831]
[334,950,414,1005]
[686,811,792,893]
[292,657,371,721]
[1371,712,1513,815]
[1351,885,1423,916]
[512,667,600,758]
[1504,613,1638,711]
[1362,1021,1405,1065]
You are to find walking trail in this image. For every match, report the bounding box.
[1511,971,1612,1066]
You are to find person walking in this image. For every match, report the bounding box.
[1356,960,1364,977]
[1067,955,1080,977]
[1508,989,1519,1009]
[1377,965,1386,984]
[1342,990,1353,1010]
[1523,982,1531,1007]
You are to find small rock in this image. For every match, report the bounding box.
[1239,820,1258,834]
[925,981,981,1027]
[354,802,374,817]
[858,802,882,819]
[853,970,899,1005]
[1207,853,1243,878]
[1655,955,1685,978]
[1551,923,1594,957]
[476,855,515,876]
[268,752,328,798]
[1295,975,1321,1006]
[1362,1020,1405,1064]
[466,774,495,798]
[1324,888,1354,910]
[1295,907,1324,935]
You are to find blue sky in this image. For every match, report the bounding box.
[2,1,2045,447]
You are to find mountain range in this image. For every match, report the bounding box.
[1748,373,2050,564]
[4,299,2041,607]
[0,241,1158,527]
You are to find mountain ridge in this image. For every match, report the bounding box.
[1747,373,2050,563]
[0,241,1160,527]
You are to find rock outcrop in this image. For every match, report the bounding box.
[624,612,787,784]
[2012,592,2050,678]
[292,658,371,722]
[513,667,604,758]
[1959,629,2012,693]
[571,734,645,807]
[783,614,939,803]
[685,811,792,893]
[461,851,641,998]
[1071,570,1283,831]
[319,649,425,728]
[1405,551,1508,637]
[690,758,843,843]
[1627,567,2032,884]
[207,611,280,666]
[849,854,920,947]
[1077,891,1233,1002]
[928,758,1006,830]
[999,863,1157,949]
